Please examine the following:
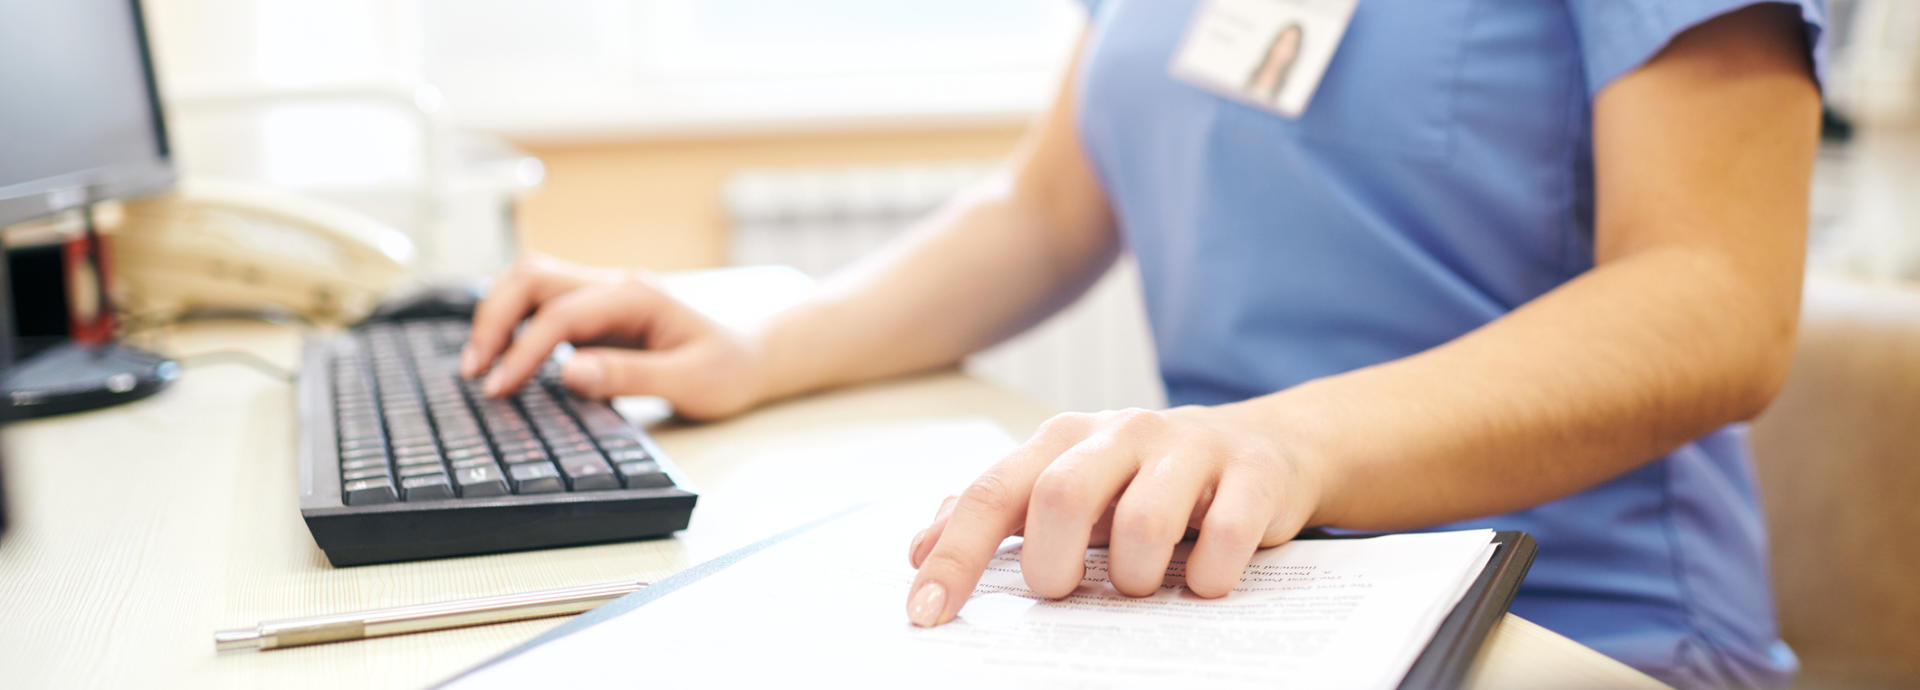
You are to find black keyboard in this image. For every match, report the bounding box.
[297,318,696,566]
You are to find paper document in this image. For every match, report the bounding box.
[449,499,1497,689]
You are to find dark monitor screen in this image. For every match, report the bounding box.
[0,249,8,538]
[0,209,9,538]
[0,0,174,227]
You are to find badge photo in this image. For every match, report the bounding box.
[1168,0,1359,118]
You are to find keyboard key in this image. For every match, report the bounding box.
[508,462,563,494]
[439,432,485,448]
[450,455,496,470]
[490,429,536,445]
[476,399,516,413]
[391,442,438,458]
[521,389,558,403]
[400,462,448,478]
[500,448,550,465]
[395,453,443,468]
[605,447,651,463]
[342,467,389,481]
[616,460,674,489]
[438,409,481,424]
[437,422,482,438]
[401,474,455,501]
[478,408,519,423]
[343,478,399,505]
[339,435,385,450]
[338,422,384,438]
[341,456,389,472]
[488,421,534,437]
[557,453,619,491]
[389,428,434,443]
[454,465,510,497]
[574,406,626,427]
[339,445,388,461]
[548,440,596,456]
[595,435,643,451]
[385,413,428,430]
[580,420,628,437]
[495,438,543,454]
[444,445,491,460]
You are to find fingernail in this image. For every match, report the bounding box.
[908,529,928,565]
[563,355,603,392]
[482,372,505,397]
[907,582,946,627]
[459,346,478,377]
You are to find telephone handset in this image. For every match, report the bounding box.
[107,179,416,325]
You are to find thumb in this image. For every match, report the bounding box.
[560,347,676,399]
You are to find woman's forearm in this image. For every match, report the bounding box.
[1232,244,1802,531]
[752,180,1117,403]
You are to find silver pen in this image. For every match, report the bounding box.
[213,578,648,652]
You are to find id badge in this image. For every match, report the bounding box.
[1169,0,1360,118]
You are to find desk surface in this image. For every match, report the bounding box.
[0,320,1665,689]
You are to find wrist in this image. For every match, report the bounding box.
[740,323,792,410]
[1215,385,1352,529]
[742,303,832,407]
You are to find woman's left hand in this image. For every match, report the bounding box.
[904,405,1330,627]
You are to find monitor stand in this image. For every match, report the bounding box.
[3,205,176,419]
[5,338,176,419]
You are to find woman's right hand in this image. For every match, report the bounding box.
[459,253,768,421]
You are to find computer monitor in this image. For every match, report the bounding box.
[0,239,10,539]
[0,1,175,226]
[0,0,178,418]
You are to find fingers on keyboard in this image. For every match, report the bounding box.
[333,319,678,507]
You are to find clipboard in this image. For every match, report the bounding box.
[444,512,1536,689]
[1297,529,1539,689]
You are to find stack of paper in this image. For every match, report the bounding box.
[447,499,1498,689]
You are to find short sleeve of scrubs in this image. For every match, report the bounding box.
[1562,0,1823,95]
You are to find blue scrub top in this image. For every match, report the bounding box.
[1072,1,1825,687]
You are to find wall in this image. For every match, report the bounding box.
[511,127,1026,271]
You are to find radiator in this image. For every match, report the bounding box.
[724,164,1166,413]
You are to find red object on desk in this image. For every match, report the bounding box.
[62,232,115,345]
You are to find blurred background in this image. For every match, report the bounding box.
[138,0,1920,416]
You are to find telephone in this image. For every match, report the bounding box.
[106,179,415,325]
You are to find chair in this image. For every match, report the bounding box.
[1749,276,1920,688]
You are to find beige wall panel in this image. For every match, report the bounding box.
[513,126,1025,271]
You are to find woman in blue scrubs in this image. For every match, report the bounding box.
[464,1,1825,685]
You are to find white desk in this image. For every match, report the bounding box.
[0,319,1665,689]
